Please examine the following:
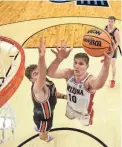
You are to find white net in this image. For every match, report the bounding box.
[0,103,15,143]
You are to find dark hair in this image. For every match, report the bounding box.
[108,16,116,21]
[74,53,89,65]
[25,64,37,80]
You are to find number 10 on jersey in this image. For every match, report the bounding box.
[68,94,77,103]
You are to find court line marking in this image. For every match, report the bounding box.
[17,127,108,147]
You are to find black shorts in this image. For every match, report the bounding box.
[33,113,53,132]
[112,50,117,58]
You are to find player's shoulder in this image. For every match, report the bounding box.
[87,74,95,81]
[85,74,95,85]
[85,75,96,93]
[46,78,54,85]
[33,80,46,94]
[114,28,119,33]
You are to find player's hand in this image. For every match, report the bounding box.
[51,40,73,60]
[101,41,114,65]
[39,37,46,57]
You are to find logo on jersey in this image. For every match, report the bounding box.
[70,78,74,82]
[79,85,82,88]
[67,85,84,96]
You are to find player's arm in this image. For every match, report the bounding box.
[47,40,73,79]
[56,92,67,100]
[88,65,110,90]
[47,57,72,79]
[114,30,120,50]
[33,38,47,93]
[48,56,66,79]
[88,44,114,90]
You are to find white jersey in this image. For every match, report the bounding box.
[66,74,95,115]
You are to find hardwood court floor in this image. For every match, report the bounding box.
[0,1,121,147]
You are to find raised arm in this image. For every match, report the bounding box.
[47,40,73,79]
[34,38,47,92]
[88,43,114,90]
[47,58,72,79]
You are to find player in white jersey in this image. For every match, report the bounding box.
[47,40,114,126]
[66,73,95,125]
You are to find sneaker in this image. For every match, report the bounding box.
[46,135,55,142]
[110,80,115,88]
[34,126,40,132]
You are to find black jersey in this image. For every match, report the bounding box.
[105,25,118,43]
[105,25,122,56]
[31,80,57,120]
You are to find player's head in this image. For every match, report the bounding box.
[25,64,38,82]
[108,16,116,27]
[73,53,89,76]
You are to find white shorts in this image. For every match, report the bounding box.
[65,104,94,126]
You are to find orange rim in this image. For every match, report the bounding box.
[0,36,25,107]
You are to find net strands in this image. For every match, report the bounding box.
[0,43,19,88]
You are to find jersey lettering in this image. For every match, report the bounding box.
[67,85,84,96]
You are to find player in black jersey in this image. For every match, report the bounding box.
[104,16,121,88]
[25,38,67,142]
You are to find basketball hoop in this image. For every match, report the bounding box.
[0,36,25,107]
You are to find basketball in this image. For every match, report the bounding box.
[82,28,112,57]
